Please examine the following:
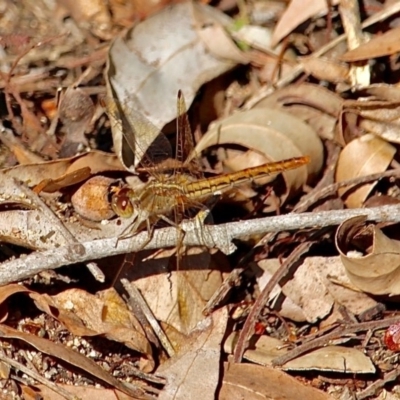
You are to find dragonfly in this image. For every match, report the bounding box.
[105,91,309,335]
[105,91,310,245]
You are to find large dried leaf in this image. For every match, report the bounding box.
[336,134,395,208]
[254,256,378,323]
[220,363,335,400]
[255,82,343,141]
[336,216,400,295]
[30,288,152,357]
[126,249,229,339]
[192,107,323,202]
[156,307,228,400]
[341,27,400,61]
[271,0,340,46]
[257,258,333,323]
[105,2,239,169]
[225,333,375,373]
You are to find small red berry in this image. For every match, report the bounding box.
[384,322,400,351]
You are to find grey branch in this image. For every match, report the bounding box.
[0,204,400,285]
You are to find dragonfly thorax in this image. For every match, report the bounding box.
[137,181,188,217]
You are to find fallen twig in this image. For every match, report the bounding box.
[0,204,400,285]
[271,317,400,367]
[233,241,314,363]
[121,277,175,358]
[356,365,400,399]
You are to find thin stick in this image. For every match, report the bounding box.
[233,241,314,363]
[121,278,176,358]
[356,366,400,399]
[271,317,400,367]
[294,168,400,213]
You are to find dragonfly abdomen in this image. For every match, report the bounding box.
[183,156,310,199]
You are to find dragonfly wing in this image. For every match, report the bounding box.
[176,90,204,179]
[104,96,172,171]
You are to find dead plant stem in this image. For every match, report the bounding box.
[0,204,400,285]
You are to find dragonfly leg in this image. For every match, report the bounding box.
[120,217,155,250]
[140,217,155,250]
[159,214,179,228]
[115,211,150,247]
[157,214,185,258]
[188,193,222,248]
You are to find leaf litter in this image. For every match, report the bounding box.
[2,1,400,399]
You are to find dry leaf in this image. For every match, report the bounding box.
[30,288,152,358]
[335,134,395,208]
[255,82,343,141]
[221,362,335,400]
[336,216,400,296]
[311,256,378,316]
[34,167,92,193]
[257,258,333,323]
[127,249,229,338]
[0,284,32,322]
[156,307,228,400]
[341,95,400,144]
[0,283,31,305]
[1,150,124,192]
[341,27,400,62]
[105,2,237,170]
[256,256,378,322]
[271,0,340,46]
[225,333,375,373]
[357,100,400,144]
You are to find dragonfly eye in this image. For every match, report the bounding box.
[111,187,134,218]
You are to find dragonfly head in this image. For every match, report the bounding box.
[111,187,137,218]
